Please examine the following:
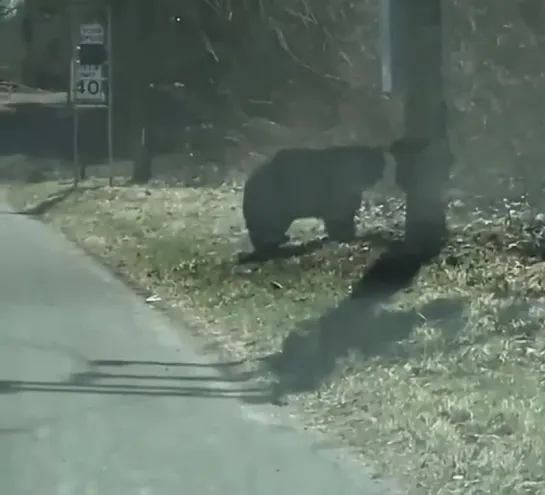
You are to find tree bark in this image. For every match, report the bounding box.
[124,0,154,184]
[395,135,451,255]
[395,0,451,255]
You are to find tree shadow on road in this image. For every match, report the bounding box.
[88,358,247,368]
[0,357,274,405]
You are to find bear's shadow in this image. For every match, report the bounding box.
[236,238,326,264]
[236,229,399,264]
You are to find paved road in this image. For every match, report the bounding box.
[0,190,400,495]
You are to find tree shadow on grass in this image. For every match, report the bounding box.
[10,184,105,217]
[261,241,467,396]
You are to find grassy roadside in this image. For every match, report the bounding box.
[9,179,545,494]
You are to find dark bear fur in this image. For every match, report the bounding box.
[242,145,388,252]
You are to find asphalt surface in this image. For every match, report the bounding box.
[0,189,401,495]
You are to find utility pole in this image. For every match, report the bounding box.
[380,0,452,254]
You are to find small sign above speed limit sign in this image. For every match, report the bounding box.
[72,65,106,105]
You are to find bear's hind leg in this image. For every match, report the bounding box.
[324,211,357,243]
[248,223,290,252]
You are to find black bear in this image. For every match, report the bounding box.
[242,144,390,252]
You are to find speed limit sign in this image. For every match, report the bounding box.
[72,65,106,104]
[71,13,114,187]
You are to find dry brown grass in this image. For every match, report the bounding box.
[8,178,545,494]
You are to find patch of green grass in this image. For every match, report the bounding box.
[9,179,545,494]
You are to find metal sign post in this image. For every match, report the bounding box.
[106,7,113,187]
[70,6,114,186]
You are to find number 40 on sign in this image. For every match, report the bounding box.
[73,65,106,103]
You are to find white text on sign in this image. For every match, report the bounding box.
[80,23,105,44]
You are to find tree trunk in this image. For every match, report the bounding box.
[396,136,451,255]
[395,0,450,254]
[123,0,154,184]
